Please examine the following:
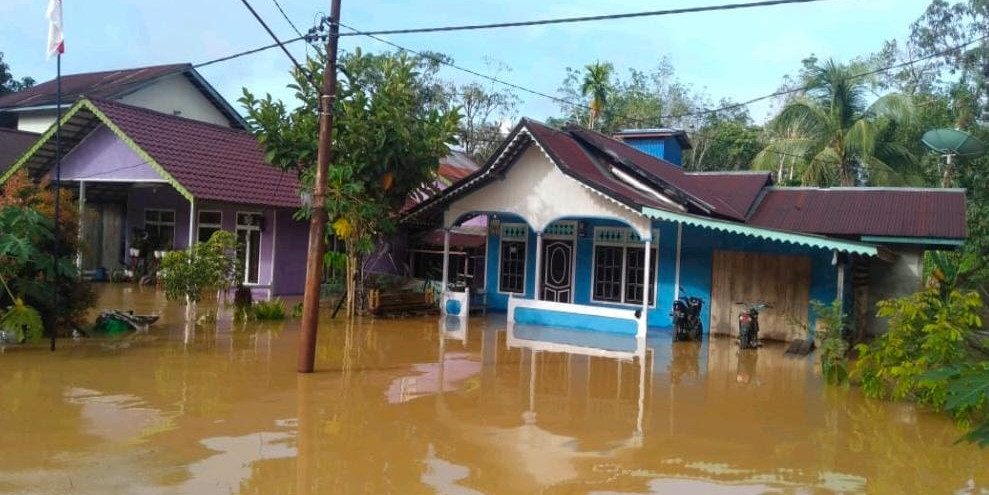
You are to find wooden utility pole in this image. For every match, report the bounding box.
[298,0,342,373]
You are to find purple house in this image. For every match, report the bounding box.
[0,97,308,297]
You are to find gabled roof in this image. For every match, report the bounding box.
[1,98,299,208]
[0,128,40,175]
[0,64,247,129]
[402,118,748,224]
[747,187,967,240]
[402,118,967,245]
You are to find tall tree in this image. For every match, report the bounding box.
[240,48,460,315]
[753,59,917,186]
[684,106,763,172]
[0,52,34,95]
[580,62,613,129]
[449,78,519,163]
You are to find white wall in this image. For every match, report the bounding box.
[444,143,652,238]
[117,74,232,127]
[16,111,57,133]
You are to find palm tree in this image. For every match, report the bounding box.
[581,62,613,129]
[753,59,916,186]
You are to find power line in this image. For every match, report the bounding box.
[238,0,309,78]
[271,0,305,38]
[335,0,838,37]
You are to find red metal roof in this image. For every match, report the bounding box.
[89,99,300,208]
[748,188,967,239]
[0,64,190,109]
[0,128,39,175]
[688,171,773,217]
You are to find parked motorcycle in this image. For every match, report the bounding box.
[672,289,704,341]
[736,302,771,349]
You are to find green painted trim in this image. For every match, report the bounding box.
[0,99,195,202]
[0,101,87,184]
[641,206,879,256]
[861,235,965,246]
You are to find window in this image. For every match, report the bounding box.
[144,209,176,250]
[236,212,263,285]
[498,224,527,294]
[591,228,657,306]
[197,211,222,243]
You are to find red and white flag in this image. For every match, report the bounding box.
[46,0,64,59]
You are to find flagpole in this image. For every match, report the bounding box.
[51,52,61,352]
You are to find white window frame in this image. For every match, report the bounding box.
[236,211,264,286]
[497,223,528,295]
[196,210,223,243]
[589,227,659,308]
[144,208,177,249]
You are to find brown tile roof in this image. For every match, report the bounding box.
[0,128,39,175]
[0,64,190,109]
[748,188,967,239]
[88,99,299,208]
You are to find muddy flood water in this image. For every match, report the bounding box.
[1,286,988,494]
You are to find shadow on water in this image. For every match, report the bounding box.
[0,285,987,494]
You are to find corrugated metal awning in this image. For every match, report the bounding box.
[642,206,879,256]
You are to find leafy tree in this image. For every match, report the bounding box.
[580,62,613,129]
[158,231,239,305]
[683,109,763,171]
[449,80,518,163]
[0,52,34,95]
[240,48,460,316]
[0,170,93,334]
[753,59,918,186]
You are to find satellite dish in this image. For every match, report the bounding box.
[922,128,986,158]
[922,128,986,187]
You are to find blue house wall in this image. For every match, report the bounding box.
[482,216,843,332]
[622,137,683,166]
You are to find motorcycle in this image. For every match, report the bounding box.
[736,302,771,349]
[672,289,704,341]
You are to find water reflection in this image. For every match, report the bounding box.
[0,286,987,494]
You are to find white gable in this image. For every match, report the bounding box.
[444,142,652,239]
[117,74,231,127]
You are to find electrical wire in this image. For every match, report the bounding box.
[334,0,838,37]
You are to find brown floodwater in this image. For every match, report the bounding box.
[1,285,987,494]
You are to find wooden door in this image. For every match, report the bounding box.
[710,250,811,342]
[541,240,574,303]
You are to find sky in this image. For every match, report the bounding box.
[0,0,933,125]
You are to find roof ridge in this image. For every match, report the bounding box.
[85,97,254,137]
[33,63,191,85]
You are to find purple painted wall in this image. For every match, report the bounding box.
[61,126,164,182]
[126,185,191,249]
[272,209,308,295]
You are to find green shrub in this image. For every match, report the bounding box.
[854,287,983,412]
[253,299,286,321]
[290,302,304,319]
[0,298,44,343]
[811,299,850,385]
[159,231,239,304]
[923,363,989,446]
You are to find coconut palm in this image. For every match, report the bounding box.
[753,59,917,186]
[581,62,613,129]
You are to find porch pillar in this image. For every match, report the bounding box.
[673,222,683,302]
[187,198,195,250]
[640,239,652,339]
[836,253,846,302]
[441,229,450,294]
[533,232,543,300]
[76,180,85,271]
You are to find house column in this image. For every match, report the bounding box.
[836,252,846,302]
[187,198,196,250]
[76,180,85,271]
[673,223,683,302]
[441,229,450,294]
[533,232,543,300]
[640,239,652,339]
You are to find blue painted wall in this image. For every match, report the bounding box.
[483,216,842,332]
[623,137,683,166]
